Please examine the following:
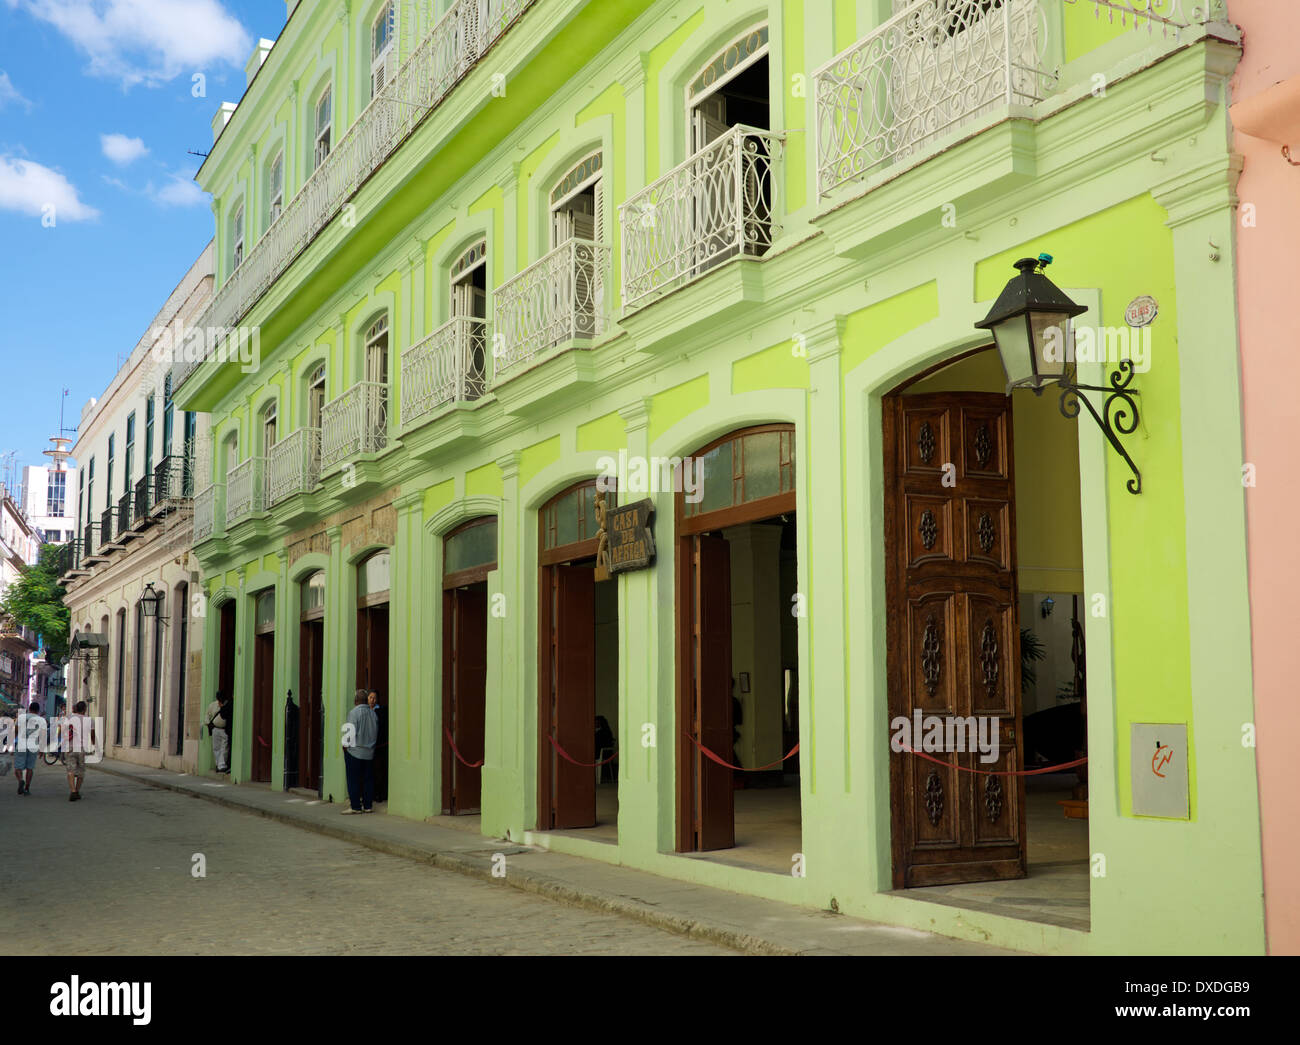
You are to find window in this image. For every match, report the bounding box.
[314,87,332,169]
[267,151,284,226]
[262,401,278,458]
[371,2,396,98]
[86,458,94,530]
[307,364,327,430]
[145,395,155,490]
[550,152,604,247]
[125,412,136,492]
[163,373,175,457]
[182,412,197,497]
[106,435,115,504]
[231,203,245,270]
[46,471,67,518]
[364,315,389,386]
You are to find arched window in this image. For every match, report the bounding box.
[681,423,794,522]
[443,516,498,588]
[255,590,276,634]
[364,315,389,386]
[358,550,392,606]
[306,364,327,430]
[266,150,284,226]
[540,479,613,561]
[314,85,332,169]
[300,570,326,621]
[550,152,604,247]
[230,202,245,270]
[260,401,278,457]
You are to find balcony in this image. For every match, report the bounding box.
[99,507,122,551]
[226,457,267,527]
[321,381,389,473]
[116,493,139,542]
[400,317,487,431]
[171,0,537,394]
[132,476,153,530]
[493,239,610,380]
[193,485,224,544]
[266,428,321,508]
[621,124,782,313]
[152,454,194,512]
[814,0,1056,201]
[0,617,39,649]
[82,523,105,565]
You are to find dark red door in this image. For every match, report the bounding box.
[299,620,324,792]
[884,391,1026,887]
[443,585,487,814]
[547,565,596,829]
[252,632,274,783]
[692,534,734,851]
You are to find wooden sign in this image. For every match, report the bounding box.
[595,497,655,580]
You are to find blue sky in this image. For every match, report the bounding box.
[0,0,287,489]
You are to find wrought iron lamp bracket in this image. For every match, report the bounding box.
[1056,360,1143,495]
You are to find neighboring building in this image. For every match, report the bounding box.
[21,437,79,547]
[1226,0,1300,956]
[61,244,215,772]
[172,0,1263,955]
[0,482,40,705]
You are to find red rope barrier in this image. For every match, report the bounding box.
[900,745,1087,777]
[256,734,270,749]
[443,726,484,769]
[685,733,800,772]
[548,734,618,768]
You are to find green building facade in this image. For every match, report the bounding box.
[175,0,1262,954]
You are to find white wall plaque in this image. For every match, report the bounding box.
[1130,722,1189,819]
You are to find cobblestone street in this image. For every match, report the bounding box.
[0,769,735,956]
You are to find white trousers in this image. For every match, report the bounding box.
[212,727,229,771]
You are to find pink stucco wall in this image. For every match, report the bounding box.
[1227,0,1300,956]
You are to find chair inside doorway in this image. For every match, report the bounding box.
[675,424,802,874]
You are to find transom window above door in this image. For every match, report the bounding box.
[683,424,795,520]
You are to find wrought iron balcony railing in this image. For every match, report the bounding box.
[493,238,609,378]
[321,381,389,472]
[400,317,487,429]
[193,485,224,544]
[621,124,782,312]
[100,508,118,546]
[133,476,152,525]
[170,0,536,394]
[83,523,101,560]
[153,454,194,508]
[116,493,134,539]
[226,457,267,526]
[266,428,321,508]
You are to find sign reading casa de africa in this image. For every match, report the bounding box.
[600,498,655,577]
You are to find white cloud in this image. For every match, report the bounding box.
[100,133,148,165]
[152,173,205,208]
[0,71,32,111]
[0,154,99,220]
[6,0,251,88]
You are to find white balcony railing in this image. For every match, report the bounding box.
[321,382,389,472]
[815,0,1057,200]
[170,0,535,393]
[493,238,609,378]
[226,457,266,526]
[193,484,223,543]
[621,124,782,312]
[400,317,487,428]
[1062,0,1220,34]
[266,427,321,508]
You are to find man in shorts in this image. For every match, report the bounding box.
[14,701,44,795]
[65,701,95,802]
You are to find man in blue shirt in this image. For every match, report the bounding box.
[342,688,378,813]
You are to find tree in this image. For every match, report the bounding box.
[0,543,71,667]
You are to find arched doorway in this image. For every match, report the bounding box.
[441,517,496,815]
[252,590,275,783]
[676,424,799,859]
[298,571,326,794]
[357,550,391,803]
[881,347,1088,918]
[537,480,619,835]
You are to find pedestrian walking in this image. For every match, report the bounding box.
[206,690,231,773]
[65,701,95,802]
[342,689,378,814]
[14,701,44,795]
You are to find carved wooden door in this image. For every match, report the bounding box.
[546,565,597,829]
[443,586,487,815]
[884,391,1026,887]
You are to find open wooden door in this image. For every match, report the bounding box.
[544,565,596,829]
[443,586,487,814]
[884,391,1026,887]
[690,533,735,851]
[299,619,324,793]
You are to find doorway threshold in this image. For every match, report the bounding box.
[895,860,1090,932]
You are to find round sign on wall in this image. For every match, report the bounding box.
[1125,295,1158,328]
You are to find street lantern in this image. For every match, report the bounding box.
[138,582,165,620]
[974,254,1087,393]
[976,254,1144,495]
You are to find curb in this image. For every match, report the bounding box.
[95,763,797,955]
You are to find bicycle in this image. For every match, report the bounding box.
[42,746,67,768]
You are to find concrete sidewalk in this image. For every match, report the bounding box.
[93,759,1013,956]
